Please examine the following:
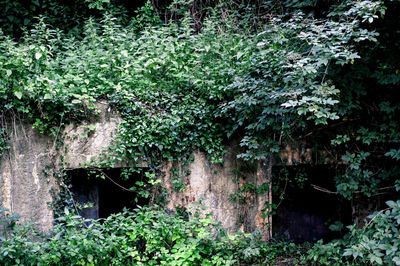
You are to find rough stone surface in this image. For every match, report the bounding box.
[1,105,336,238]
[1,113,273,235]
[279,140,335,165]
[0,120,57,232]
[255,157,273,240]
[0,107,347,240]
[1,103,304,236]
[0,102,123,232]
[62,101,121,169]
[162,146,266,234]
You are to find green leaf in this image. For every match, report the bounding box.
[71,99,81,104]
[386,201,397,208]
[121,50,128,57]
[14,91,23,99]
[35,52,42,60]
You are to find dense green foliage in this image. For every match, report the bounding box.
[307,200,400,265]
[0,0,143,37]
[1,0,397,201]
[1,0,400,264]
[0,206,304,265]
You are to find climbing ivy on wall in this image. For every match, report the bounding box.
[1,0,400,264]
[0,0,398,215]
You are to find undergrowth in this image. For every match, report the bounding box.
[305,200,400,266]
[0,206,305,265]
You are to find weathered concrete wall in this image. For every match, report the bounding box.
[61,101,121,169]
[0,120,57,232]
[0,101,122,231]
[0,111,274,235]
[1,103,344,241]
[163,150,242,232]
[162,147,272,236]
[1,102,317,236]
[279,140,336,166]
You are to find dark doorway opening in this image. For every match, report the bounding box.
[67,168,149,219]
[272,165,352,243]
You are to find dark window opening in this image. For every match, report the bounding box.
[272,165,352,243]
[67,168,149,220]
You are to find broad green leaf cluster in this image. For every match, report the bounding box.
[0,207,304,265]
[306,200,400,265]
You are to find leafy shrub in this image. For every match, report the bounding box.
[305,200,400,266]
[0,206,305,265]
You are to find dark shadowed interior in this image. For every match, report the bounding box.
[273,165,352,243]
[67,168,149,219]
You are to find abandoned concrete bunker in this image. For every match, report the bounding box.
[0,104,390,243]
